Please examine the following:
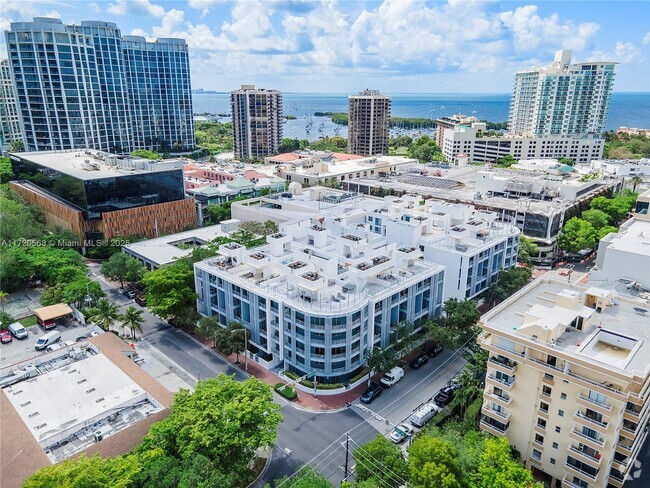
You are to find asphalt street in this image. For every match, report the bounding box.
[85,263,471,486]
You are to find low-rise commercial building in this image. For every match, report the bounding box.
[592,191,650,291]
[123,222,237,269]
[8,150,196,240]
[343,166,620,260]
[0,333,173,488]
[477,277,650,488]
[588,158,650,177]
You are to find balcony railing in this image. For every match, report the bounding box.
[565,461,597,480]
[568,445,602,465]
[574,410,609,430]
[577,393,612,412]
[482,402,510,421]
[561,475,586,488]
[485,391,512,406]
[570,427,605,447]
[488,356,518,372]
[487,374,515,389]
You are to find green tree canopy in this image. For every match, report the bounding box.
[597,225,618,240]
[87,298,121,331]
[138,375,282,481]
[472,437,542,488]
[443,298,480,331]
[581,208,611,229]
[517,236,538,265]
[270,469,333,488]
[120,306,145,339]
[131,149,162,160]
[101,252,145,288]
[408,135,444,163]
[408,436,462,488]
[557,218,597,252]
[353,436,408,488]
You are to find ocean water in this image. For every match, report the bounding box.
[193,92,650,141]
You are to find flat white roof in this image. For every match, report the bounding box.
[606,218,650,256]
[124,224,228,267]
[3,353,159,450]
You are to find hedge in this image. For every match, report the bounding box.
[274,383,297,401]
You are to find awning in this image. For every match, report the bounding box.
[33,303,73,322]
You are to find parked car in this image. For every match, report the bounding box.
[433,385,457,407]
[35,330,62,350]
[0,330,13,344]
[135,295,147,306]
[75,336,88,342]
[380,366,405,387]
[8,322,28,339]
[425,343,443,357]
[389,423,414,443]
[409,353,429,369]
[122,289,136,299]
[360,381,383,404]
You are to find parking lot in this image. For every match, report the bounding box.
[0,317,100,366]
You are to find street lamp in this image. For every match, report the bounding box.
[85,281,93,307]
[231,327,248,372]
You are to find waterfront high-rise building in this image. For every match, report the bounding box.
[478,278,650,488]
[348,89,391,156]
[0,59,23,151]
[508,50,616,137]
[4,17,194,153]
[231,85,283,160]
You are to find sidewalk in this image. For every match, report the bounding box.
[190,332,366,411]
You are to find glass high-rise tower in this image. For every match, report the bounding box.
[5,17,194,153]
[0,59,23,151]
[508,50,616,138]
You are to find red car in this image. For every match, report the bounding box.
[0,330,13,344]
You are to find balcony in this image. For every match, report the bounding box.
[616,439,633,455]
[623,405,642,422]
[576,393,612,416]
[486,374,515,391]
[488,356,518,374]
[608,475,624,488]
[538,407,549,419]
[573,410,609,434]
[609,468,626,487]
[561,475,589,488]
[485,390,512,407]
[620,421,639,440]
[482,402,511,423]
[565,461,597,482]
[480,416,509,436]
[570,427,605,449]
[568,445,602,468]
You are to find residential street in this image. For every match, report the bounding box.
[85,262,469,486]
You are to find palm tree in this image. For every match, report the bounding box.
[120,306,145,340]
[0,290,8,313]
[631,176,643,192]
[454,371,482,418]
[87,298,121,332]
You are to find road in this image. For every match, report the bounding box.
[85,263,470,486]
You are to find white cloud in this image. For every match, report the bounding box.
[499,5,599,52]
[614,41,641,63]
[643,32,650,45]
[106,0,165,19]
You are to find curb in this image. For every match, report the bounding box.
[180,330,252,378]
[247,448,273,488]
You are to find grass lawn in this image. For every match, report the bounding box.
[19,315,38,327]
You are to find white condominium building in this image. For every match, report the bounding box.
[0,59,23,151]
[348,89,391,156]
[509,50,616,138]
[478,278,650,488]
[194,218,445,383]
[231,85,283,160]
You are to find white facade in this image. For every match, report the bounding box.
[0,59,22,151]
[231,188,520,300]
[593,191,650,290]
[441,123,605,165]
[589,158,650,177]
[509,50,616,138]
[194,218,445,382]
[231,85,283,159]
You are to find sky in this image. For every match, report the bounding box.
[1,0,649,93]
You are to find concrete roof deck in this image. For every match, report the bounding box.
[11,150,182,180]
[483,278,650,375]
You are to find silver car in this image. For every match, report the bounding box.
[389,423,414,444]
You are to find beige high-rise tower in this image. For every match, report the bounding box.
[348,89,390,156]
[478,277,649,488]
[231,85,283,160]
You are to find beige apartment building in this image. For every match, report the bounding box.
[478,277,649,488]
[231,85,283,159]
[348,89,391,156]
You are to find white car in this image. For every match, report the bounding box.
[380,366,405,387]
[389,423,414,444]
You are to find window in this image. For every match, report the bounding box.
[552,442,558,449]
[558,409,564,417]
[542,385,552,396]
[560,392,567,400]
[534,434,544,445]
[588,390,607,405]
[550,458,556,465]
[532,449,541,461]
[555,426,561,433]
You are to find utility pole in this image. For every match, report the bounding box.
[343,431,350,483]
